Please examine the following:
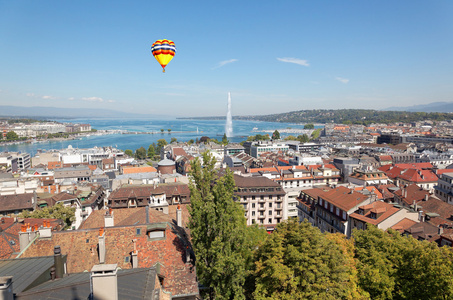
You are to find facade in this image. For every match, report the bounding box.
[297,186,374,237]
[434,172,453,204]
[250,141,289,158]
[234,174,287,232]
[347,167,389,186]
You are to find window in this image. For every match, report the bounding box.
[330,205,333,213]
[268,210,272,215]
[252,203,255,208]
[136,228,141,235]
[342,211,347,219]
[252,196,255,200]
[336,207,340,216]
[268,218,272,223]
[269,202,272,208]
[252,211,255,216]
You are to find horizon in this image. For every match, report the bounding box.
[1,1,452,117]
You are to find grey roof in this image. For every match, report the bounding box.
[17,267,157,300]
[158,158,176,166]
[0,256,55,294]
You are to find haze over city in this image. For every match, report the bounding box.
[0,1,452,117]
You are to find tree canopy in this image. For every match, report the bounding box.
[20,203,75,228]
[188,152,266,300]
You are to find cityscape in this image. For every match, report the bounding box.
[1,1,453,299]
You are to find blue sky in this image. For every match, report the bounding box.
[0,1,452,117]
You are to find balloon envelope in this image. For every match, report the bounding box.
[151,39,176,72]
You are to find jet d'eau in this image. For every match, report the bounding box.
[225,92,233,138]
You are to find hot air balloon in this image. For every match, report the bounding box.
[151,39,176,73]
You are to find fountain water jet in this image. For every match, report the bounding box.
[225,92,233,137]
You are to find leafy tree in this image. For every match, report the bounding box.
[6,131,19,140]
[170,137,177,143]
[168,129,172,133]
[124,149,133,157]
[353,226,453,300]
[303,123,314,129]
[20,203,75,228]
[272,130,280,140]
[160,128,164,133]
[297,134,310,143]
[284,135,297,141]
[135,146,147,160]
[310,129,321,140]
[188,152,257,300]
[156,139,167,156]
[147,144,155,158]
[188,139,194,145]
[253,219,366,300]
[222,133,229,145]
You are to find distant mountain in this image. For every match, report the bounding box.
[0,105,165,119]
[384,102,453,113]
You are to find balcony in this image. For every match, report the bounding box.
[275,214,282,218]
[275,205,283,210]
[258,206,265,211]
[275,197,283,203]
[258,198,266,203]
[258,214,265,219]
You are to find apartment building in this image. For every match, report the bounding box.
[234,174,287,232]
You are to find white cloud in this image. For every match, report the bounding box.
[82,97,104,102]
[107,99,115,103]
[277,57,309,67]
[42,95,56,100]
[68,97,75,101]
[335,77,350,84]
[213,59,238,69]
[26,93,35,97]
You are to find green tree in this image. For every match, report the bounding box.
[284,135,297,141]
[160,128,164,133]
[310,128,321,140]
[188,139,194,145]
[188,152,255,300]
[297,134,310,143]
[353,225,453,300]
[135,146,147,160]
[20,203,75,228]
[253,220,366,300]
[124,149,133,157]
[222,133,229,145]
[168,128,172,133]
[303,123,314,129]
[156,139,168,156]
[272,130,280,140]
[147,144,155,158]
[6,131,18,141]
[170,137,177,144]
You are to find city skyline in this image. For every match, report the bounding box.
[0,1,452,117]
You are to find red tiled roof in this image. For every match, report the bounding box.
[397,169,438,183]
[21,224,198,297]
[390,218,418,233]
[321,186,369,212]
[350,201,400,226]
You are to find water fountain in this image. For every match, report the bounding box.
[225,92,233,137]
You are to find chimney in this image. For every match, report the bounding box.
[177,205,182,227]
[91,264,118,300]
[131,239,138,268]
[19,225,29,252]
[53,246,64,279]
[105,209,114,227]
[39,220,52,238]
[419,210,425,222]
[438,225,444,235]
[0,276,13,300]
[424,194,429,201]
[99,227,106,264]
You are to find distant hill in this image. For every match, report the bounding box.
[0,105,163,119]
[384,102,453,113]
[184,108,453,125]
